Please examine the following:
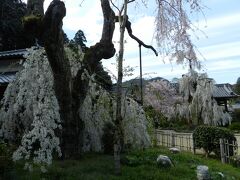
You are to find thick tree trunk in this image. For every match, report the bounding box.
[27,0,44,16]
[25,0,116,158]
[25,0,80,158]
[41,0,79,158]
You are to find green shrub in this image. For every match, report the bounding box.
[228,122,240,131]
[230,155,240,168]
[0,142,7,156]
[144,106,168,128]
[0,142,14,177]
[121,151,156,167]
[231,109,240,122]
[193,126,236,158]
[101,122,115,154]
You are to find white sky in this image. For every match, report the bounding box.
[24,0,240,84]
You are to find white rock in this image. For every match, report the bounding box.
[156,155,173,168]
[169,147,180,154]
[196,165,210,180]
[217,172,224,178]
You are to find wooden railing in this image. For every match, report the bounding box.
[154,130,240,164]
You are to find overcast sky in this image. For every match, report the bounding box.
[35,0,240,84]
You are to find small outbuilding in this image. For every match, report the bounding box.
[0,49,27,100]
[213,83,239,112]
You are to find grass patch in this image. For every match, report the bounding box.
[2,148,240,179]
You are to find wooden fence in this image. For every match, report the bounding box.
[155,130,194,152]
[219,138,238,164]
[155,130,240,164]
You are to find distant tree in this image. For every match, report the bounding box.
[235,77,240,95]
[69,30,112,90]
[144,79,181,119]
[177,70,232,126]
[171,77,180,83]
[63,32,70,44]
[237,77,240,84]
[93,61,113,91]
[0,0,34,50]
[145,71,232,126]
[73,29,87,52]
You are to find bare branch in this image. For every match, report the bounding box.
[110,0,121,12]
[127,0,135,4]
[124,17,158,56]
[79,0,85,7]
[75,0,116,79]
[120,4,125,14]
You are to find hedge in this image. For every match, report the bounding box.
[193,126,236,158]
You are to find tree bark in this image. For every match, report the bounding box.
[27,0,44,16]
[73,0,116,105]
[41,0,81,159]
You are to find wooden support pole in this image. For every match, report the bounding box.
[220,138,226,164]
[171,132,175,147]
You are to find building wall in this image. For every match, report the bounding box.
[0,58,23,73]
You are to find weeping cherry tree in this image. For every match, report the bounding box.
[177,70,232,126]
[0,0,209,174]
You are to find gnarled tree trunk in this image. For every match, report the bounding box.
[25,0,116,158]
[41,0,78,159]
[27,0,45,15]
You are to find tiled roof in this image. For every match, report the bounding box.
[0,73,16,84]
[213,84,238,98]
[0,49,27,59]
[170,82,238,99]
[170,82,179,90]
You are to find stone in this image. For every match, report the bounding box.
[232,155,240,167]
[169,147,180,154]
[156,155,173,168]
[196,165,210,180]
[217,172,224,178]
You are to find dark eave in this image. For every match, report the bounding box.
[0,72,16,84]
[0,49,27,60]
[213,83,239,99]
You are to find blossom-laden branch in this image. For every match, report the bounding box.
[178,70,232,126]
[155,0,204,69]
[144,79,181,119]
[125,17,158,56]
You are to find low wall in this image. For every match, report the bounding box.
[155,129,240,155]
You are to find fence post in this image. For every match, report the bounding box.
[161,131,164,146]
[226,139,230,163]
[220,138,226,164]
[171,132,175,147]
[192,134,196,154]
[153,128,157,147]
[166,132,169,147]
